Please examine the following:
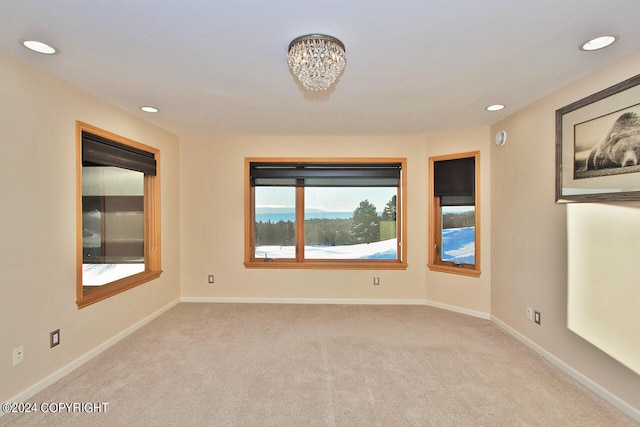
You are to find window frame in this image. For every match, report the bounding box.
[76,121,162,308]
[244,157,407,270]
[428,151,481,277]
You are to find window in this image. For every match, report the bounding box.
[428,151,480,277]
[245,158,407,269]
[76,122,161,308]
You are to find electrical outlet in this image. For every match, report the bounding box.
[373,276,380,286]
[50,329,60,348]
[13,345,24,366]
[534,310,541,325]
[526,307,533,321]
[208,274,214,284]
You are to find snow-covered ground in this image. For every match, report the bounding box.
[255,227,475,262]
[441,227,475,264]
[83,228,473,287]
[83,263,145,287]
[256,238,397,260]
[443,242,474,259]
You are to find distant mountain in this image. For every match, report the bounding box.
[255,207,295,214]
[256,207,333,214]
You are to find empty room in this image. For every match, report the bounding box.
[1,1,639,425]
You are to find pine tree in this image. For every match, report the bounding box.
[381,195,397,221]
[350,199,380,243]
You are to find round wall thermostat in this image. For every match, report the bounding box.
[495,130,507,146]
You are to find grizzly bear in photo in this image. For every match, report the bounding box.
[586,111,640,170]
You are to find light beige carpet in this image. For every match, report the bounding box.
[3,303,637,426]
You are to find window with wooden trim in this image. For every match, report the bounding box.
[428,151,480,277]
[76,122,161,308]
[245,158,407,269]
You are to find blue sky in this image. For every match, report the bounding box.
[256,187,397,212]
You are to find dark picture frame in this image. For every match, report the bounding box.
[555,74,640,202]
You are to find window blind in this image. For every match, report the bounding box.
[250,162,401,187]
[82,131,156,175]
[433,157,475,206]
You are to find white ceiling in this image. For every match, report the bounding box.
[1,1,639,138]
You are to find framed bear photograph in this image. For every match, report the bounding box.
[556,73,640,202]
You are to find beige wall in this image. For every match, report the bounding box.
[490,50,640,411]
[425,128,492,315]
[180,130,491,315]
[0,52,181,402]
[3,38,639,417]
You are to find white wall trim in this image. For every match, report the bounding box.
[425,299,490,320]
[18,297,631,422]
[180,296,427,306]
[181,296,490,319]
[491,315,640,423]
[3,299,180,410]
[0,296,489,412]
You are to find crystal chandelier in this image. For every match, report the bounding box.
[287,34,347,91]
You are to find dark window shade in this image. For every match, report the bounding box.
[82,132,156,175]
[82,195,144,212]
[250,163,401,187]
[439,195,475,206]
[434,158,474,205]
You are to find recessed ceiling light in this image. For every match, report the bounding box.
[580,35,617,51]
[486,104,505,112]
[21,40,58,55]
[140,106,159,113]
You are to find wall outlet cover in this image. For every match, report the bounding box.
[50,329,60,348]
[13,345,24,366]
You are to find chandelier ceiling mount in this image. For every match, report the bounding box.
[287,34,347,91]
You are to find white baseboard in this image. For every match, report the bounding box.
[425,299,490,320]
[180,296,491,319]
[491,315,640,423]
[2,296,486,412]
[18,297,629,422]
[3,299,180,409]
[180,296,427,306]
